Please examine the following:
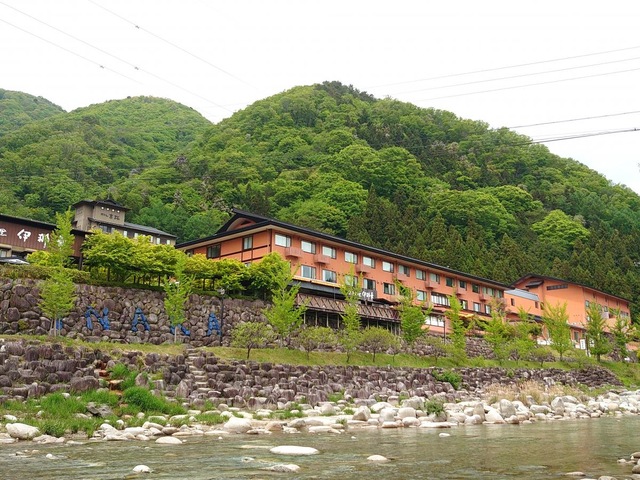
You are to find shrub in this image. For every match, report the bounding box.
[425,399,444,416]
[122,387,184,415]
[432,370,462,390]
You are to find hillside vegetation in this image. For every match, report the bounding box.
[1,82,639,313]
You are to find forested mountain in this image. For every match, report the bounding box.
[1,82,640,314]
[0,89,64,137]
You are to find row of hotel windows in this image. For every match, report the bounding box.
[100,225,171,245]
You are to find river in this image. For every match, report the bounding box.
[1,417,637,479]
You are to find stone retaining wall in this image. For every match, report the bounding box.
[0,339,622,408]
[0,277,267,346]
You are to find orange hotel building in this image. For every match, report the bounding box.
[177,210,512,335]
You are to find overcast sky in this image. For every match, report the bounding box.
[2,1,639,193]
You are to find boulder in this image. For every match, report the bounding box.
[222,416,253,434]
[155,436,183,444]
[270,445,319,455]
[6,423,40,440]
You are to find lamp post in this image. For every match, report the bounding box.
[218,288,225,345]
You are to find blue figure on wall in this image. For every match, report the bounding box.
[131,307,150,332]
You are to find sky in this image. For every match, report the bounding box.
[2,0,640,192]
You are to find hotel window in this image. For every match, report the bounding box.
[322,269,337,283]
[243,235,253,250]
[344,274,358,287]
[460,299,468,310]
[431,293,450,306]
[382,261,394,273]
[473,302,481,312]
[430,273,440,283]
[345,251,358,264]
[472,284,480,293]
[425,315,445,327]
[322,245,337,258]
[416,290,427,302]
[123,230,128,238]
[301,240,316,254]
[275,234,291,247]
[300,265,316,279]
[510,298,515,306]
[459,280,467,290]
[416,269,426,280]
[383,282,396,295]
[399,265,410,276]
[363,278,376,290]
[362,256,375,268]
[485,304,491,314]
[446,277,454,287]
[155,237,161,244]
[206,244,221,259]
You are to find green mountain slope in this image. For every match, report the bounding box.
[1,83,639,313]
[0,89,64,137]
[0,95,212,221]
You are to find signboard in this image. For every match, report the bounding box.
[358,289,376,302]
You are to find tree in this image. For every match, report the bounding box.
[532,210,590,253]
[339,269,362,362]
[542,302,573,361]
[445,295,467,363]
[585,303,611,362]
[359,327,397,362]
[610,308,630,359]
[231,321,275,359]
[39,267,76,336]
[511,307,539,364]
[262,264,306,346]
[295,326,336,360]
[397,284,430,349]
[423,336,447,364]
[47,209,75,267]
[163,255,193,343]
[482,304,513,365]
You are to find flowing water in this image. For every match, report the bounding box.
[1,417,638,479]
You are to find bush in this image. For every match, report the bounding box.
[122,387,184,415]
[432,369,462,390]
[425,399,444,416]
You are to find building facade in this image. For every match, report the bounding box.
[177,210,510,334]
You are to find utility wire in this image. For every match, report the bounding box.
[87,0,255,89]
[0,17,141,85]
[369,44,640,89]
[0,3,232,113]
[415,65,640,102]
[394,55,640,95]
[510,110,640,129]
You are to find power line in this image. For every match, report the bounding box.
[368,44,640,89]
[414,65,640,102]
[0,3,232,114]
[393,55,640,95]
[527,128,639,144]
[0,17,141,85]
[87,0,255,90]
[509,110,640,129]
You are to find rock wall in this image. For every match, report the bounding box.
[0,339,622,408]
[0,277,267,346]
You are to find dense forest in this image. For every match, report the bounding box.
[1,83,639,315]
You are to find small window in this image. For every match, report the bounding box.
[363,278,376,290]
[206,244,221,259]
[461,299,468,310]
[416,269,426,280]
[510,298,515,306]
[416,290,427,302]
[459,280,467,290]
[301,265,316,279]
[322,269,337,283]
[430,272,440,283]
[535,301,539,309]
[446,277,454,287]
[243,236,253,250]
[362,256,375,268]
[322,245,337,258]
[473,302,481,312]
[123,230,128,238]
[345,251,358,264]
[344,274,358,287]
[275,234,291,247]
[383,282,396,295]
[301,240,316,254]
[399,265,410,276]
[485,304,491,314]
[382,261,394,273]
[472,284,479,293]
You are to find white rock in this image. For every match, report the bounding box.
[397,407,417,419]
[484,409,506,424]
[6,423,40,440]
[155,436,183,445]
[367,455,389,462]
[222,417,253,434]
[265,464,301,472]
[133,465,152,473]
[3,414,17,422]
[352,406,371,421]
[308,426,341,434]
[439,433,451,437]
[371,402,394,413]
[270,445,319,455]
